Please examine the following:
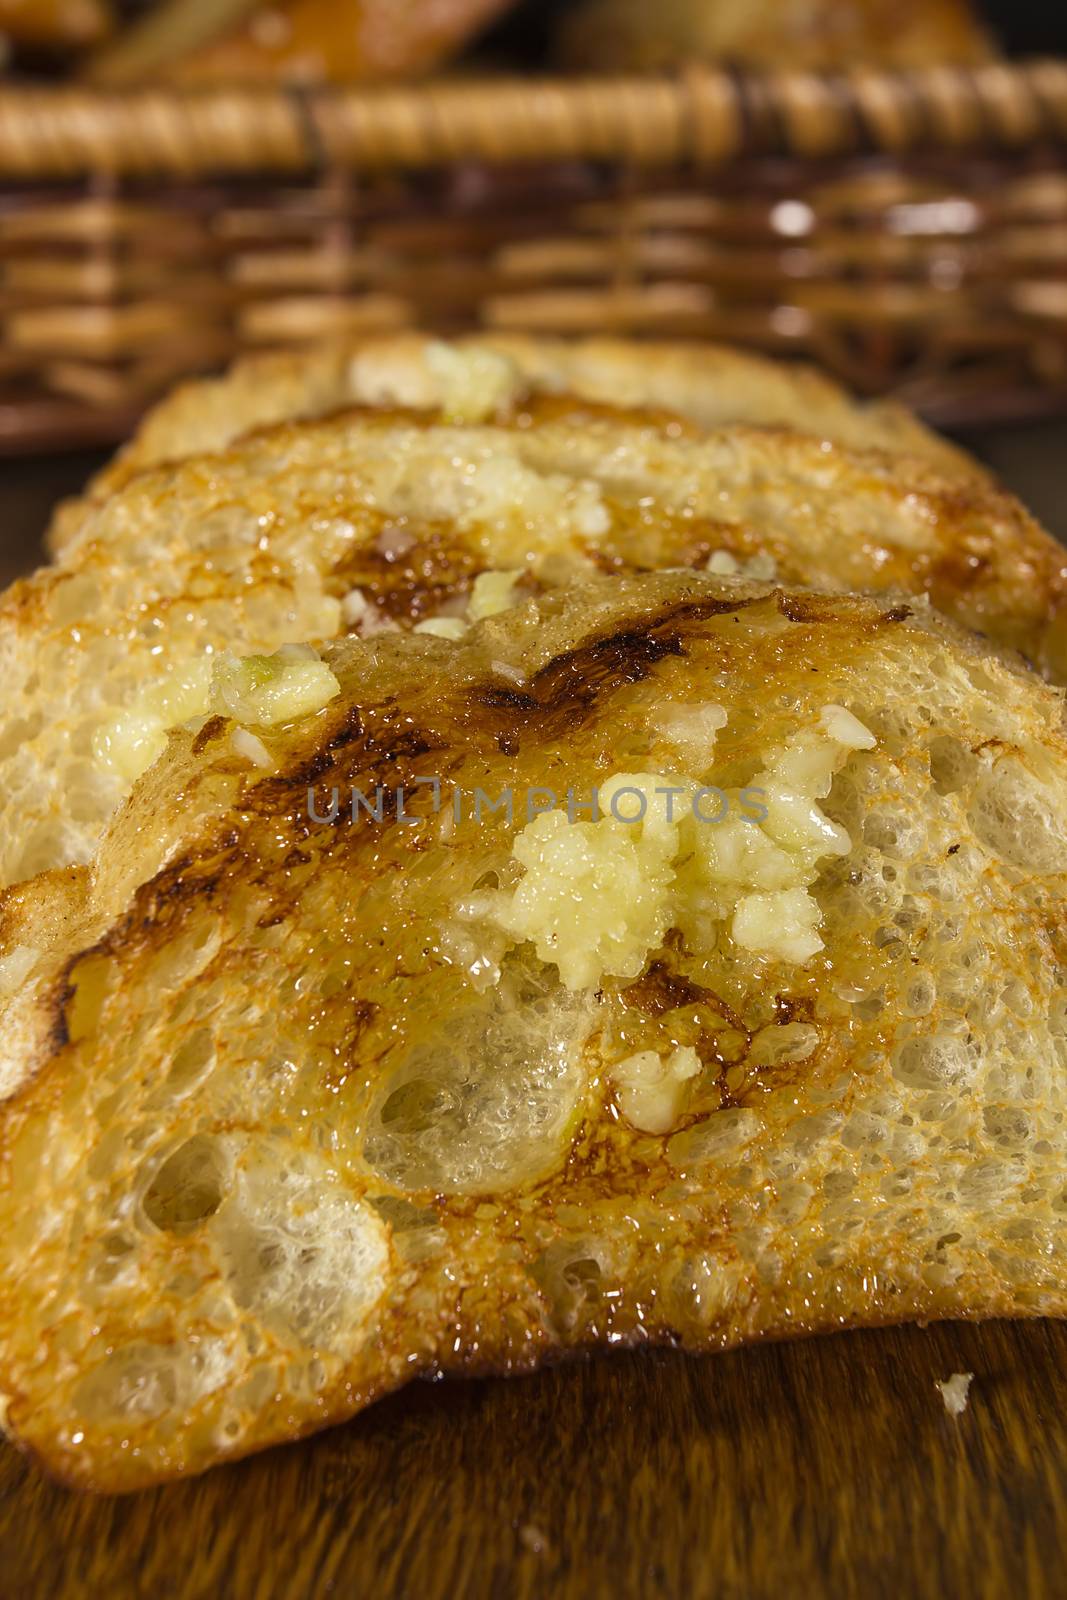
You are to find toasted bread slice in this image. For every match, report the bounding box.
[0,0,112,49]
[4,397,1064,891]
[45,334,977,553]
[1,572,1066,1490]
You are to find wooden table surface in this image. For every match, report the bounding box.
[2,1319,1066,1600]
[1,423,1066,1600]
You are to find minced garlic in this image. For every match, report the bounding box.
[92,706,170,783]
[732,887,824,963]
[413,617,468,640]
[489,705,874,987]
[706,550,779,581]
[936,1372,973,1417]
[92,657,214,781]
[341,587,370,626]
[706,550,740,576]
[654,702,728,771]
[424,340,519,423]
[230,726,275,769]
[414,568,525,640]
[211,646,339,727]
[94,645,340,783]
[493,773,680,991]
[467,568,523,622]
[612,1045,701,1135]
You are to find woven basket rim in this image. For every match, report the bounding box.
[0,60,1065,179]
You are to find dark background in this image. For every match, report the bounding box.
[967,0,1067,56]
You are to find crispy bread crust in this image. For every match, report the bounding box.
[46,334,977,555]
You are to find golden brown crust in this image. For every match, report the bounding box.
[1,573,1066,1490]
[47,332,977,556]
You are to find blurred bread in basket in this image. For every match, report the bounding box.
[8,0,999,81]
[87,0,513,83]
[560,0,996,71]
[0,0,111,53]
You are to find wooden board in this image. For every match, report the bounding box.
[2,1317,1065,1598]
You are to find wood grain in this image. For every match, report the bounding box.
[2,1318,1065,1598]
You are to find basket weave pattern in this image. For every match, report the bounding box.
[2,63,1067,447]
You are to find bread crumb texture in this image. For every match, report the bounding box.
[936,1372,975,1416]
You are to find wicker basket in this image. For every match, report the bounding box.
[3,61,1067,449]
